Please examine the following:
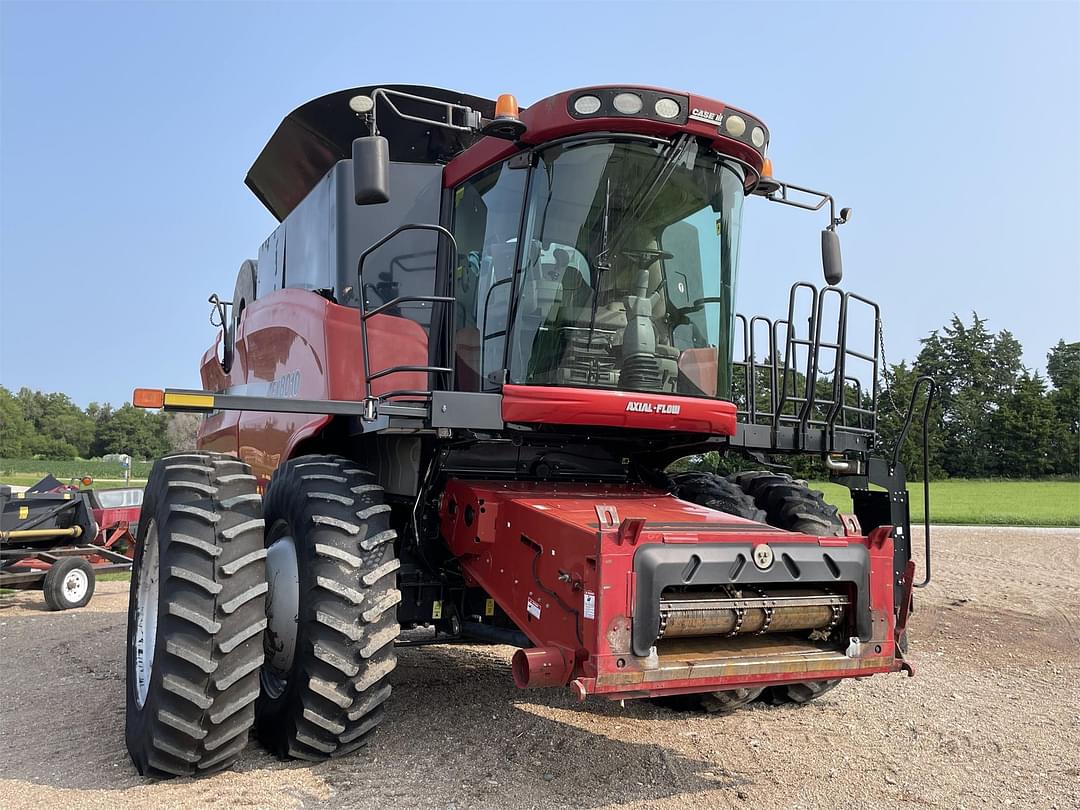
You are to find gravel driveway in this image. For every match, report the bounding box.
[1,526,1077,809]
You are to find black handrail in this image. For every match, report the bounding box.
[356,224,459,416]
[892,375,937,588]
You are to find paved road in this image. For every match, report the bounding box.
[1,526,1077,809]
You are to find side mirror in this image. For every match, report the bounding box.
[821,229,843,286]
[352,136,390,205]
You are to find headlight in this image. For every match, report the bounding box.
[751,126,766,148]
[654,98,681,119]
[724,115,746,137]
[348,95,374,113]
[573,95,602,115]
[612,92,643,114]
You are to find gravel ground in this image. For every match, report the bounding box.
[1,526,1077,809]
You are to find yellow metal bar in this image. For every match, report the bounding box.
[0,526,83,541]
[163,392,216,410]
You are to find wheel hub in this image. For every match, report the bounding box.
[63,569,89,603]
[263,529,299,699]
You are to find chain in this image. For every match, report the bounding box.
[878,317,906,420]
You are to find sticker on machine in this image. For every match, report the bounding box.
[527,597,542,620]
[583,591,596,620]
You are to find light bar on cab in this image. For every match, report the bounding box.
[568,87,689,126]
[566,86,768,157]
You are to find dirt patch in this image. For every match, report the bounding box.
[1,526,1077,809]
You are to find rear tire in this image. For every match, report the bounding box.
[765,679,841,705]
[43,557,95,610]
[125,453,267,778]
[255,455,400,761]
[670,472,766,523]
[734,472,844,537]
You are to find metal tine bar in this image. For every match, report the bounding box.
[839,292,882,435]
[772,319,789,422]
[775,283,819,432]
[749,315,776,424]
[841,375,866,429]
[734,314,750,416]
[816,287,848,430]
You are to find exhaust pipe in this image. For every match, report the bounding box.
[511,646,573,689]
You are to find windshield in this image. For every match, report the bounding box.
[505,137,745,399]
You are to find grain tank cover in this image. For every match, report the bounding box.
[246,84,498,221]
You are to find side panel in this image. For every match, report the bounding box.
[197,288,428,481]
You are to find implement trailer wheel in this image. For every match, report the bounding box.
[255,455,400,761]
[125,453,267,778]
[43,557,96,610]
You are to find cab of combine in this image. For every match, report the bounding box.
[125,84,932,778]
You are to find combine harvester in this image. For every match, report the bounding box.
[127,84,933,776]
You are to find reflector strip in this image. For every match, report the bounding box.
[163,392,216,410]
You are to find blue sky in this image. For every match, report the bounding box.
[1,0,1077,407]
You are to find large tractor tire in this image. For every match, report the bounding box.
[125,453,267,777]
[670,472,766,523]
[730,471,844,537]
[255,455,400,761]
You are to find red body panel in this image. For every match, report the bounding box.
[501,385,738,436]
[197,288,429,481]
[440,480,900,700]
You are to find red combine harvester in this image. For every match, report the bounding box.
[126,85,934,777]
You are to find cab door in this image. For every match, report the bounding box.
[448,159,528,391]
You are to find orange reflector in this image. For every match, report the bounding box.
[133,388,165,408]
[81,476,93,487]
[761,158,774,178]
[494,93,520,120]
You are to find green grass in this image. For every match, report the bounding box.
[1,472,146,490]
[811,479,1080,528]
[0,457,154,480]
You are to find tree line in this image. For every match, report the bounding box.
[0,387,200,460]
[0,314,1077,475]
[877,315,1077,479]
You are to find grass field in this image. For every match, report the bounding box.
[0,457,154,480]
[812,479,1080,528]
[0,472,147,490]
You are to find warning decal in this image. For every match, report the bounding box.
[583,591,596,620]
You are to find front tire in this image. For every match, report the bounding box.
[125,453,267,778]
[255,455,400,761]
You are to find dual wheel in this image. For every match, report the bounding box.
[125,453,400,777]
[667,470,845,712]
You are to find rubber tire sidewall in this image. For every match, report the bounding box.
[43,557,96,610]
